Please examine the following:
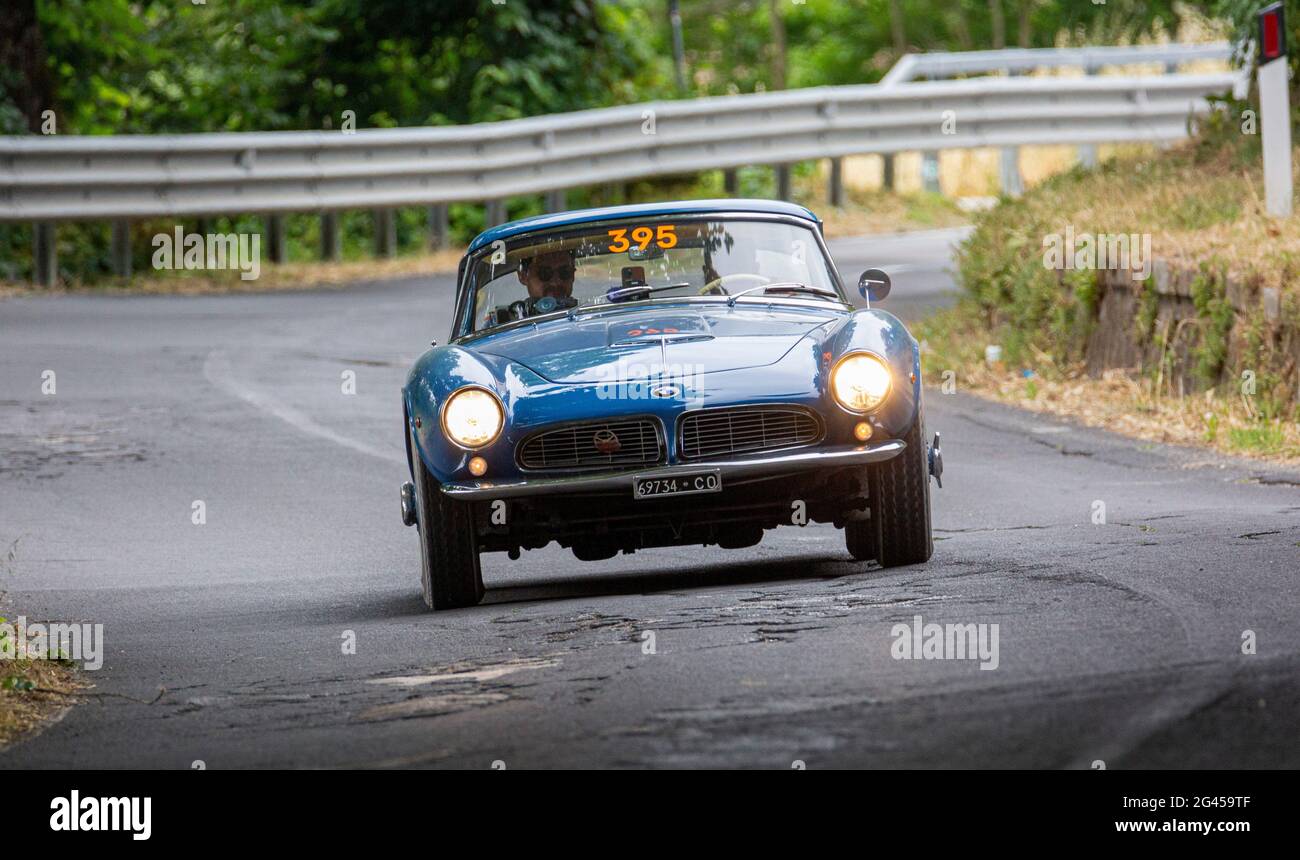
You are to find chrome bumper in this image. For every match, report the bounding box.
[440,440,906,501]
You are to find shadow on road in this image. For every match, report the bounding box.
[478,552,875,609]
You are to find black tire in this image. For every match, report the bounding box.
[848,415,933,567]
[845,512,877,562]
[410,425,484,610]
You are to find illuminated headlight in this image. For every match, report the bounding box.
[831,352,892,413]
[441,387,504,449]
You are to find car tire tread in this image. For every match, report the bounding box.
[411,425,484,610]
[855,416,933,567]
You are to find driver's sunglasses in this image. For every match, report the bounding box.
[533,264,576,281]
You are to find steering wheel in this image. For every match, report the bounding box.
[700,273,771,297]
[508,295,578,320]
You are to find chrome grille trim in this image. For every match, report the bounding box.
[679,406,823,459]
[517,417,665,471]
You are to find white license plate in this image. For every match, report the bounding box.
[633,471,722,500]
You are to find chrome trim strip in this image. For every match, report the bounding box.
[442,440,905,500]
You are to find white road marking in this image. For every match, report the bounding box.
[203,349,403,464]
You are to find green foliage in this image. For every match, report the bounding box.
[1188,264,1235,386]
[1,676,36,692]
[1226,422,1286,452]
[0,1,1224,285]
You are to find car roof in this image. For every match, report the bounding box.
[466,198,821,254]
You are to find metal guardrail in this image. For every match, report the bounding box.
[0,73,1242,221]
[0,43,1244,283]
[879,42,1235,85]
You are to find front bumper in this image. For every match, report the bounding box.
[439,440,905,501]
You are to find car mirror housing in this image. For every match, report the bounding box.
[858,268,892,302]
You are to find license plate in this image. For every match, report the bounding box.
[633,470,722,500]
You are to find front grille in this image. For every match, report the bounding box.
[679,406,822,459]
[518,418,664,470]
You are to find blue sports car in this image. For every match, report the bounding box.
[400,199,942,609]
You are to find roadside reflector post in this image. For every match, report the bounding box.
[1259,2,1293,218]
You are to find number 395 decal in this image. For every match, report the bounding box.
[608,224,678,253]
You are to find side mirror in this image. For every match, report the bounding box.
[858,269,891,303]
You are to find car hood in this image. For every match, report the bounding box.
[474,303,843,384]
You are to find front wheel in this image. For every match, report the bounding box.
[846,416,933,567]
[410,425,484,610]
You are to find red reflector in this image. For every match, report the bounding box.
[1264,13,1281,59]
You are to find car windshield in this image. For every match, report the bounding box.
[464,216,842,334]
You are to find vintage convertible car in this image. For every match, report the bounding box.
[400,199,942,609]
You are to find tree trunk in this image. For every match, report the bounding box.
[1018,0,1034,48]
[949,6,973,51]
[768,0,786,90]
[0,0,55,132]
[989,0,1006,50]
[889,0,907,54]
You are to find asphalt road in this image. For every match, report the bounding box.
[2,226,1298,769]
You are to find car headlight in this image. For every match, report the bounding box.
[441,387,504,449]
[831,352,892,413]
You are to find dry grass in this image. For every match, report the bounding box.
[0,658,85,748]
[919,318,1300,466]
[1,249,463,298]
[817,194,970,238]
[1006,136,1300,295]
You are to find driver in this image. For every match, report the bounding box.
[517,249,577,300]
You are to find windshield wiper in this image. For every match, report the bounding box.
[604,282,694,303]
[726,282,840,307]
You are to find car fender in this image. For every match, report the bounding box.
[403,346,548,482]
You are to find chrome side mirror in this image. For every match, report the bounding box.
[858,269,891,302]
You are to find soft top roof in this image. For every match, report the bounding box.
[466,198,820,254]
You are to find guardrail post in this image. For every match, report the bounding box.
[427,205,449,251]
[373,209,396,258]
[32,222,57,288]
[267,215,288,264]
[999,147,1023,196]
[881,154,896,191]
[320,212,341,261]
[544,190,566,213]
[828,157,844,207]
[775,164,792,200]
[1078,65,1099,168]
[723,169,739,196]
[921,152,941,194]
[111,220,132,278]
[485,200,507,228]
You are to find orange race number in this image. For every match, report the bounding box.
[608,224,677,253]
